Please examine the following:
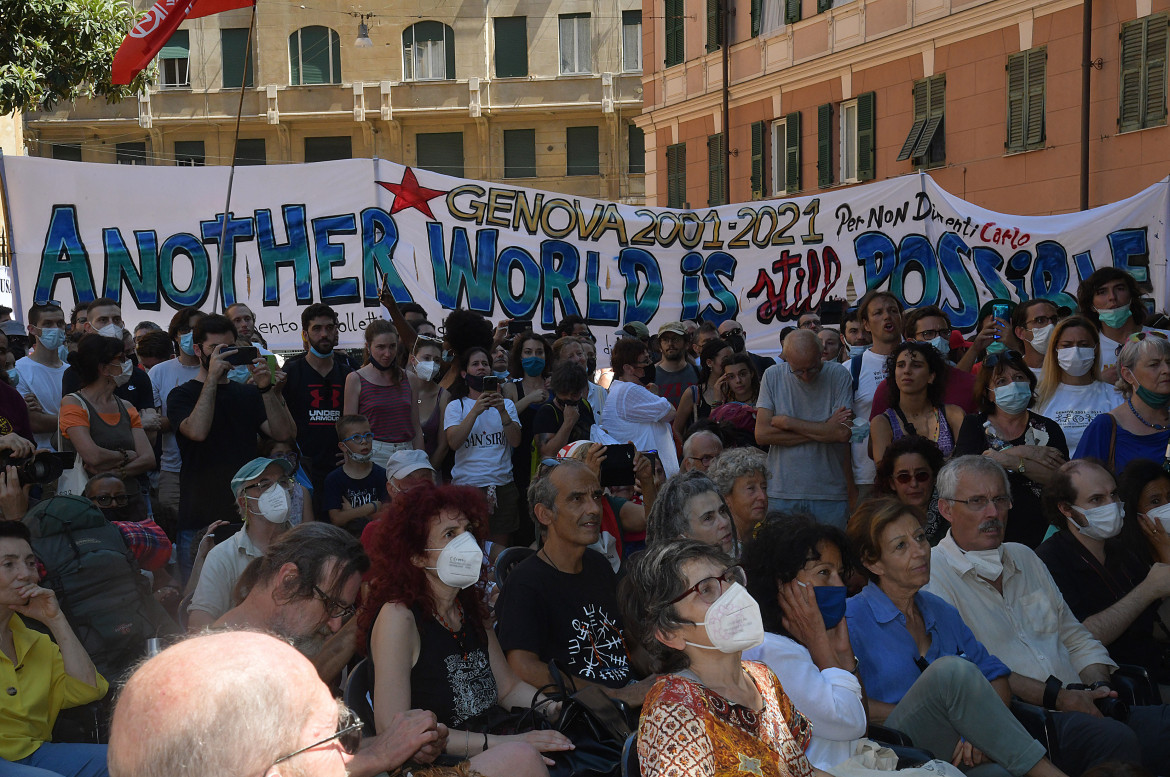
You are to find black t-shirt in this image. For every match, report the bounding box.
[953,411,1069,549]
[532,400,596,445]
[1036,530,1167,680]
[167,379,267,532]
[62,364,156,412]
[410,606,498,729]
[655,363,699,408]
[496,548,633,688]
[280,355,352,484]
[0,381,33,442]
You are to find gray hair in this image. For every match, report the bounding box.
[622,538,734,672]
[936,455,1011,500]
[527,458,591,531]
[681,430,723,460]
[1115,335,1170,398]
[706,447,768,496]
[646,471,724,544]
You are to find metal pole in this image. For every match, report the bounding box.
[1080,0,1092,210]
[722,0,731,204]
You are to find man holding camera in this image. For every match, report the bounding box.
[928,455,1170,775]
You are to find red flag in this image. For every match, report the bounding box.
[111,0,252,85]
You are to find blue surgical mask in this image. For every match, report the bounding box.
[928,336,950,356]
[7,370,19,389]
[493,370,510,380]
[993,381,1032,414]
[37,326,65,350]
[227,365,251,384]
[797,583,847,629]
[986,342,1007,355]
[848,344,868,359]
[1096,306,1133,329]
[179,331,195,356]
[521,356,545,377]
[309,344,332,359]
[57,344,70,362]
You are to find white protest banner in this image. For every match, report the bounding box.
[2,156,1166,355]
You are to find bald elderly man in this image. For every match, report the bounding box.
[108,632,446,777]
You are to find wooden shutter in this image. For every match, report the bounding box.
[707,0,721,52]
[504,129,536,178]
[856,91,876,181]
[304,136,352,163]
[751,0,761,37]
[1145,15,1168,126]
[417,132,465,177]
[785,0,801,25]
[494,18,528,77]
[817,0,833,12]
[817,103,833,188]
[1120,20,1145,132]
[750,121,766,199]
[567,126,600,176]
[910,77,942,160]
[1006,52,1026,150]
[159,30,189,60]
[221,29,254,88]
[708,134,725,205]
[1025,48,1047,147]
[897,80,929,161]
[785,111,801,192]
[665,0,684,66]
[628,125,646,174]
[666,143,686,208]
[233,138,265,166]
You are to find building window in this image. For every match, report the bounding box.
[494,17,528,78]
[785,0,801,25]
[116,142,148,165]
[566,126,600,176]
[822,92,874,186]
[234,138,266,166]
[817,0,834,11]
[222,28,254,89]
[707,133,726,206]
[159,30,190,88]
[628,125,645,174]
[51,143,82,162]
[750,121,767,200]
[504,129,536,178]
[1120,14,1168,132]
[665,0,684,67]
[403,21,455,81]
[289,26,341,85]
[751,0,761,37]
[898,74,945,166]
[305,136,352,163]
[666,143,686,208]
[1006,48,1046,152]
[418,132,465,177]
[771,112,801,194]
[840,100,858,183]
[706,0,723,52]
[175,141,205,166]
[622,11,642,72]
[559,14,591,74]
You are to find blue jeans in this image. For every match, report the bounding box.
[767,498,849,531]
[3,742,108,777]
[176,529,199,584]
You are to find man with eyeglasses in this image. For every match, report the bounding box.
[1012,299,1062,375]
[717,319,775,377]
[928,455,1170,774]
[755,329,853,530]
[187,457,295,631]
[83,472,173,574]
[680,429,724,473]
[110,630,449,777]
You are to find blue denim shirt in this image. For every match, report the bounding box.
[846,581,1010,705]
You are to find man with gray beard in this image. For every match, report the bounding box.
[214,522,367,678]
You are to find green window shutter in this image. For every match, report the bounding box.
[174,140,205,166]
[750,121,765,199]
[897,80,929,161]
[1025,48,1047,147]
[665,0,684,65]
[909,77,942,160]
[52,143,82,162]
[418,132,465,177]
[706,0,721,52]
[751,0,761,37]
[707,133,725,205]
[666,143,686,208]
[1120,20,1145,132]
[233,138,266,166]
[503,129,536,178]
[116,142,147,165]
[856,91,876,181]
[222,28,254,89]
[785,0,801,25]
[1145,14,1168,126]
[305,136,351,163]
[817,0,833,12]
[494,18,528,77]
[817,103,833,187]
[295,26,338,85]
[160,30,189,59]
[1006,52,1027,150]
[628,125,646,174]
[567,126,600,176]
[785,111,801,192]
[288,32,300,85]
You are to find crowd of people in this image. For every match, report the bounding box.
[5,265,1170,777]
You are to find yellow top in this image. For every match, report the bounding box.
[0,613,109,761]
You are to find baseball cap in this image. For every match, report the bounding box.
[658,321,688,337]
[386,449,436,481]
[622,321,650,339]
[231,457,293,496]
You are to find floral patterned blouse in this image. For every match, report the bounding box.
[637,660,815,777]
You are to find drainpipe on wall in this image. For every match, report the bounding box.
[1080,0,1092,211]
[722,0,732,203]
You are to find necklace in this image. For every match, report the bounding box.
[434,600,470,660]
[1128,397,1169,431]
[540,548,561,572]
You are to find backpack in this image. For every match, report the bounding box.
[26,495,179,681]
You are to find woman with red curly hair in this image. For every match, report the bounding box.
[360,482,572,777]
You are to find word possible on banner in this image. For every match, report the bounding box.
[1,156,1165,353]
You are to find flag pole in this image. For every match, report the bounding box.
[214,0,258,314]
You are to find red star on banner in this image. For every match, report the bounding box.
[377,168,447,219]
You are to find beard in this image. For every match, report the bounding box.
[270,612,333,658]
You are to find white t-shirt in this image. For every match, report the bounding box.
[1098,326,1170,374]
[14,356,68,450]
[1036,381,1122,452]
[851,348,888,485]
[149,358,202,473]
[444,396,520,487]
[599,380,679,476]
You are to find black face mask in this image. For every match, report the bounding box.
[370,355,396,371]
[586,357,597,374]
[556,398,582,412]
[723,333,745,353]
[100,506,129,523]
[639,363,655,385]
[466,374,486,392]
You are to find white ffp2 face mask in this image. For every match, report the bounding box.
[1073,502,1124,540]
[248,483,290,524]
[683,582,765,653]
[425,531,483,589]
[1143,502,1170,533]
[963,547,1004,581]
[1028,323,1054,355]
[97,323,124,340]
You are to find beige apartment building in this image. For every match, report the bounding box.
[638,0,1170,214]
[24,0,645,202]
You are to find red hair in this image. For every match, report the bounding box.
[357,482,490,653]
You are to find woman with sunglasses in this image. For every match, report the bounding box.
[869,341,965,465]
[359,482,570,777]
[954,350,1068,548]
[342,320,422,470]
[1034,316,1121,452]
[408,335,450,470]
[674,338,735,440]
[874,435,948,544]
[1074,334,1170,475]
[845,498,1069,777]
[624,537,827,777]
